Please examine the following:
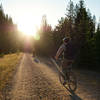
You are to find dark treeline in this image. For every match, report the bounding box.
[35,0,100,71]
[0,4,33,54]
[0,4,18,54]
[34,15,54,56]
[0,0,100,71]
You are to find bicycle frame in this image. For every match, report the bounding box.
[50,58,65,78]
[51,57,77,91]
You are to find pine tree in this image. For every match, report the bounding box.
[96,21,100,68]
[65,0,75,38]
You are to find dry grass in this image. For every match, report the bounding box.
[0,53,23,97]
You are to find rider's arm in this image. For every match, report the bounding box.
[55,44,64,60]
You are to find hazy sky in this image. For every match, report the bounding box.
[1,0,100,34]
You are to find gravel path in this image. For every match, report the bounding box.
[10,54,72,100]
[36,56,100,100]
[8,53,100,100]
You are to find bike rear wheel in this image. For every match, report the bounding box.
[67,71,77,91]
[59,71,77,92]
[59,73,65,85]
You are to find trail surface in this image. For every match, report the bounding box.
[9,53,100,100]
[10,53,71,100]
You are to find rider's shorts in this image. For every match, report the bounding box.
[62,59,73,74]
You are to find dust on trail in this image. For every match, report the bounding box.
[10,53,72,100]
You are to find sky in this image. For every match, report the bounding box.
[1,0,100,35]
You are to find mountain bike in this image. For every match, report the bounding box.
[51,58,77,92]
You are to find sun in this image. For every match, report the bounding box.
[18,22,40,40]
[18,23,36,36]
[17,14,39,37]
[17,14,40,40]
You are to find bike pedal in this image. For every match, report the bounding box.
[63,80,67,85]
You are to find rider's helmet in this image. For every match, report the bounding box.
[63,37,70,43]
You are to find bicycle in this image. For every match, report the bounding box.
[51,58,77,92]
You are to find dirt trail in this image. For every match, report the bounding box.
[37,56,100,100]
[10,53,72,100]
[8,53,100,100]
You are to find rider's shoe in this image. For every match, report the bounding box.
[63,80,67,85]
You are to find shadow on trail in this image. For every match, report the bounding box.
[67,88,82,100]
[36,57,82,100]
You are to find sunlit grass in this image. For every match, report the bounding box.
[0,53,23,97]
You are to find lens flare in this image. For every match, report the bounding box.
[33,33,40,40]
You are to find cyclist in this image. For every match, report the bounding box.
[55,37,75,84]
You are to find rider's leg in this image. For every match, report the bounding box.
[62,59,70,74]
[62,59,69,82]
[62,59,73,85]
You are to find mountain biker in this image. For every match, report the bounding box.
[55,37,75,84]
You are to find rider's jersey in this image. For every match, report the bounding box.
[60,41,77,60]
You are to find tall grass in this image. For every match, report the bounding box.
[0,53,22,98]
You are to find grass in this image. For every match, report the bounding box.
[0,53,23,98]
[0,53,4,58]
